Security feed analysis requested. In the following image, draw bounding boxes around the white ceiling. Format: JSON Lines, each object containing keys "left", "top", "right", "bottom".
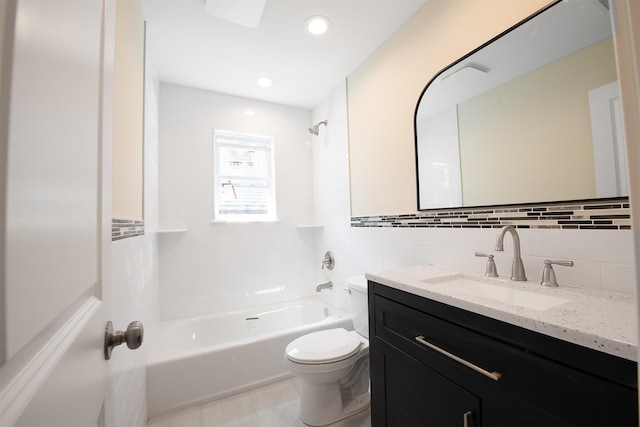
{"left": 141, "top": 0, "right": 427, "bottom": 110}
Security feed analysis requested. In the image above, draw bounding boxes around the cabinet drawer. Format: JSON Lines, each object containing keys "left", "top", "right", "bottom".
{"left": 373, "top": 294, "right": 638, "bottom": 426}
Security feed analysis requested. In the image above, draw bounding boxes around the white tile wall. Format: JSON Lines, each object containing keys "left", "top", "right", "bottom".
{"left": 110, "top": 234, "right": 158, "bottom": 427}
{"left": 157, "top": 83, "right": 319, "bottom": 320}
{"left": 311, "top": 82, "right": 637, "bottom": 303}
{"left": 106, "top": 69, "right": 161, "bottom": 426}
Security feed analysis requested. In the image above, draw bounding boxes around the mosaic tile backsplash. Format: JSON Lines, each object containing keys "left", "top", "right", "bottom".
{"left": 351, "top": 198, "right": 631, "bottom": 230}
{"left": 112, "top": 218, "right": 145, "bottom": 241}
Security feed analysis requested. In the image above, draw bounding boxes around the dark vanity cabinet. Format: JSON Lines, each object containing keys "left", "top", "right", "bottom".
{"left": 369, "top": 281, "right": 638, "bottom": 427}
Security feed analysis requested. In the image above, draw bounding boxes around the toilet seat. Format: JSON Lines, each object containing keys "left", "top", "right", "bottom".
{"left": 285, "top": 328, "right": 363, "bottom": 365}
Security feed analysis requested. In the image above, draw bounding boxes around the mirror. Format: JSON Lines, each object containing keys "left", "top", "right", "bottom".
{"left": 415, "top": 0, "right": 626, "bottom": 210}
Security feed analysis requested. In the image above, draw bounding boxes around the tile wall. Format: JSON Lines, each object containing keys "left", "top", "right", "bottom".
{"left": 110, "top": 234, "right": 157, "bottom": 426}
{"left": 157, "top": 83, "right": 319, "bottom": 321}
{"left": 351, "top": 200, "right": 630, "bottom": 230}
{"left": 112, "top": 218, "right": 145, "bottom": 240}
{"left": 105, "top": 70, "right": 160, "bottom": 426}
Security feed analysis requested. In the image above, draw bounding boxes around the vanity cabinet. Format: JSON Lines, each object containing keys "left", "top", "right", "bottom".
{"left": 369, "top": 281, "right": 638, "bottom": 427}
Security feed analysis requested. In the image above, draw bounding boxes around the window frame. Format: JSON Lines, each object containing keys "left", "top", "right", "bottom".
{"left": 212, "top": 129, "right": 278, "bottom": 223}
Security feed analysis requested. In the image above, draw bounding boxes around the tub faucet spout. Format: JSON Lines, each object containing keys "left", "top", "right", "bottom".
{"left": 316, "top": 281, "right": 333, "bottom": 292}
{"left": 495, "top": 225, "right": 527, "bottom": 281}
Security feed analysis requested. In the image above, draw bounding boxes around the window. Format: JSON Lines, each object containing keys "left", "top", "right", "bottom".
{"left": 213, "top": 130, "right": 277, "bottom": 222}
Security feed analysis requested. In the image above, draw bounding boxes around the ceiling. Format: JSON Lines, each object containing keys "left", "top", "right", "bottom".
{"left": 141, "top": 0, "right": 427, "bottom": 110}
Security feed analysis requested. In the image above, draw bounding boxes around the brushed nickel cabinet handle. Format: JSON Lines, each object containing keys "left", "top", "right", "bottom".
{"left": 415, "top": 335, "right": 502, "bottom": 381}
{"left": 463, "top": 411, "right": 473, "bottom": 427}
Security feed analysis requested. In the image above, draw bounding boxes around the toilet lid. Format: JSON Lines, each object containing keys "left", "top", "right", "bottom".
{"left": 285, "top": 328, "right": 362, "bottom": 364}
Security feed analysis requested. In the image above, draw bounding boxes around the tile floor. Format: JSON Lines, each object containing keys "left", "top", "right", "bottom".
{"left": 147, "top": 378, "right": 371, "bottom": 427}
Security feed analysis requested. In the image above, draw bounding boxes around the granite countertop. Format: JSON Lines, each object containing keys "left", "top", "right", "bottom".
{"left": 366, "top": 265, "right": 638, "bottom": 361}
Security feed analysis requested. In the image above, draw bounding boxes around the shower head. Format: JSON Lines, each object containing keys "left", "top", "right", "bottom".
{"left": 308, "top": 120, "right": 328, "bottom": 136}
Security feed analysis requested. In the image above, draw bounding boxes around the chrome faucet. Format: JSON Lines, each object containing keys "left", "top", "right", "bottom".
{"left": 316, "top": 281, "right": 333, "bottom": 292}
{"left": 495, "top": 225, "right": 527, "bottom": 281}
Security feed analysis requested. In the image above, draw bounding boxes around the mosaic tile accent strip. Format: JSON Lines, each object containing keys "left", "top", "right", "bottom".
{"left": 351, "top": 199, "right": 631, "bottom": 230}
{"left": 112, "top": 218, "right": 145, "bottom": 241}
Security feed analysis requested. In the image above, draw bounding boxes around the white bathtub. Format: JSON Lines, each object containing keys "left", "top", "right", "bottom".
{"left": 146, "top": 296, "right": 353, "bottom": 418}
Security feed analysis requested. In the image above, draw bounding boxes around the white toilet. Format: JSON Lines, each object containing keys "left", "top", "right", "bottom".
{"left": 285, "top": 276, "right": 370, "bottom": 426}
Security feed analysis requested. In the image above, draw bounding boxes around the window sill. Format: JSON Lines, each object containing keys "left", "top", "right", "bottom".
{"left": 154, "top": 228, "right": 188, "bottom": 234}
{"left": 210, "top": 219, "right": 280, "bottom": 224}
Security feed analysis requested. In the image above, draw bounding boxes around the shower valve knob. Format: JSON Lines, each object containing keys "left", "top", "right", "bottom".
{"left": 321, "top": 251, "right": 335, "bottom": 270}
{"left": 104, "top": 320, "right": 144, "bottom": 360}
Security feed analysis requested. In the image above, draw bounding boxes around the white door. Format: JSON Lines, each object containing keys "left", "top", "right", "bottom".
{"left": 0, "top": 0, "right": 116, "bottom": 425}
{"left": 589, "top": 81, "right": 628, "bottom": 198}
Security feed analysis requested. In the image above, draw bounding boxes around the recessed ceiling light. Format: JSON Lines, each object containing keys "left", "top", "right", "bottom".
{"left": 306, "top": 16, "right": 331, "bottom": 36}
{"left": 257, "top": 77, "right": 273, "bottom": 88}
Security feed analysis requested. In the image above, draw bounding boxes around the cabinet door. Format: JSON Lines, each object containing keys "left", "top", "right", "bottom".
{"left": 371, "top": 338, "right": 480, "bottom": 427}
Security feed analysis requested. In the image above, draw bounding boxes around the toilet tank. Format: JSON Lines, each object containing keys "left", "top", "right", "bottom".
{"left": 347, "top": 276, "right": 369, "bottom": 339}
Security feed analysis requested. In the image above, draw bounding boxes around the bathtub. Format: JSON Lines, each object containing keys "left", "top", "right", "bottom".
{"left": 146, "top": 296, "right": 353, "bottom": 418}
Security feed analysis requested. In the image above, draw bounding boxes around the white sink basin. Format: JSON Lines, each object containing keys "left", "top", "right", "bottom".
{"left": 421, "top": 274, "right": 571, "bottom": 311}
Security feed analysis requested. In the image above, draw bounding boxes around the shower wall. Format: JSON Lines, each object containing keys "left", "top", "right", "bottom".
{"left": 157, "top": 83, "right": 318, "bottom": 321}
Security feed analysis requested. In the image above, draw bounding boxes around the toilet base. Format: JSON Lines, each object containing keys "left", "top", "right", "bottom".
{"left": 299, "top": 387, "right": 370, "bottom": 427}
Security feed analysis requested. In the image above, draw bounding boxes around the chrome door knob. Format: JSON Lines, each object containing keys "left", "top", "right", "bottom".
{"left": 104, "top": 320, "right": 144, "bottom": 360}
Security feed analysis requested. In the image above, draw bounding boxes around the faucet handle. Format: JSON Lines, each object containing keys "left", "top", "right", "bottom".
{"left": 541, "top": 259, "right": 574, "bottom": 287}
{"left": 475, "top": 252, "right": 498, "bottom": 277}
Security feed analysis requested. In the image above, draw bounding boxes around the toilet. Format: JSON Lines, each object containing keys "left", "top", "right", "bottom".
{"left": 285, "top": 276, "right": 370, "bottom": 426}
